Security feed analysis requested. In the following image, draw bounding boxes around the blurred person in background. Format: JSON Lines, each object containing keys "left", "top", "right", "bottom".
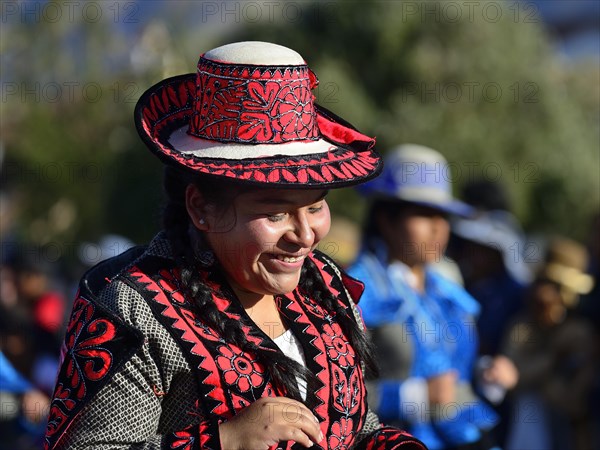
{"left": 502, "top": 237, "right": 596, "bottom": 450}
{"left": 449, "top": 201, "right": 532, "bottom": 356}
{"left": 1, "top": 246, "right": 66, "bottom": 448}
{"left": 43, "top": 41, "right": 426, "bottom": 450}
{"left": 576, "top": 211, "right": 600, "bottom": 329}
{"left": 448, "top": 210, "right": 532, "bottom": 448}
{"left": 348, "top": 145, "right": 518, "bottom": 450}
{"left": 0, "top": 351, "right": 50, "bottom": 450}
{"left": 447, "top": 180, "right": 533, "bottom": 448}
{"left": 11, "top": 247, "right": 66, "bottom": 389}
{"left": 576, "top": 211, "right": 600, "bottom": 449}
{"left": 461, "top": 179, "right": 511, "bottom": 214}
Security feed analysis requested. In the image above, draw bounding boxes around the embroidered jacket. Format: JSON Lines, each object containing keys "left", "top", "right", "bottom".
{"left": 44, "top": 233, "right": 426, "bottom": 450}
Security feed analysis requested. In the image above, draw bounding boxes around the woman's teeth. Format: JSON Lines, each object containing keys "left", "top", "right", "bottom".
{"left": 277, "top": 255, "right": 304, "bottom": 263}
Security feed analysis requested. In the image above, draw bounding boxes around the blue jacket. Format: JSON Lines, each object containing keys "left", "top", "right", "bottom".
{"left": 0, "top": 351, "right": 33, "bottom": 393}
{"left": 348, "top": 244, "right": 498, "bottom": 449}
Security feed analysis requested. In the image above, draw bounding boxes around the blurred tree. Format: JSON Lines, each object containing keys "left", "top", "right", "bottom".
{"left": 2, "top": 15, "right": 160, "bottom": 255}
{"left": 230, "top": 0, "right": 600, "bottom": 238}
{"left": 1, "top": 0, "right": 598, "bottom": 266}
{"left": 1, "top": 10, "right": 208, "bottom": 266}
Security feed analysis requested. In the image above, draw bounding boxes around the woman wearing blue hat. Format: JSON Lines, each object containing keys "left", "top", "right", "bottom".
{"left": 348, "top": 144, "right": 518, "bottom": 450}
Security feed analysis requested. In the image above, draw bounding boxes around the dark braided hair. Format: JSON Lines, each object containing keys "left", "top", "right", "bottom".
{"left": 162, "top": 165, "right": 377, "bottom": 404}
{"left": 299, "top": 260, "right": 378, "bottom": 378}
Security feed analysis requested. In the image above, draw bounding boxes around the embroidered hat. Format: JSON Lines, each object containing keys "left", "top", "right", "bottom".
{"left": 358, "top": 144, "right": 473, "bottom": 217}
{"left": 134, "top": 41, "right": 381, "bottom": 188}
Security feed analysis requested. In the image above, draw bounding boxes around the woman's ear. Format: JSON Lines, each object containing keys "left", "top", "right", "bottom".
{"left": 185, "top": 184, "right": 210, "bottom": 231}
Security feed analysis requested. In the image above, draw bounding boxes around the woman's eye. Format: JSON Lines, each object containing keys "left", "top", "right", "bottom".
{"left": 267, "top": 213, "right": 286, "bottom": 222}
{"left": 308, "top": 204, "right": 324, "bottom": 214}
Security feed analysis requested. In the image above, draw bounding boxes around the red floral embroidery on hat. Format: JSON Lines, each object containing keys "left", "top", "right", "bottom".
{"left": 191, "top": 59, "right": 318, "bottom": 144}
{"left": 135, "top": 72, "right": 381, "bottom": 187}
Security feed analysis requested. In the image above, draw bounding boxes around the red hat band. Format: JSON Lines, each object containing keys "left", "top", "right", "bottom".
{"left": 189, "top": 56, "right": 320, "bottom": 145}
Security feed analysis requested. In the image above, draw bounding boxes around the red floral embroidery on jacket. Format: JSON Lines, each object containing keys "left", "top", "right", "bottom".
{"left": 329, "top": 417, "right": 354, "bottom": 450}
{"left": 170, "top": 430, "right": 195, "bottom": 450}
{"left": 322, "top": 322, "right": 355, "bottom": 368}
{"left": 216, "top": 345, "right": 265, "bottom": 393}
{"left": 60, "top": 296, "right": 116, "bottom": 398}
{"left": 45, "top": 294, "right": 141, "bottom": 450}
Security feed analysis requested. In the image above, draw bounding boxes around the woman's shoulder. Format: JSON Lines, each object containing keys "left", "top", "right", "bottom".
{"left": 308, "top": 249, "right": 365, "bottom": 306}
{"left": 77, "top": 232, "right": 176, "bottom": 322}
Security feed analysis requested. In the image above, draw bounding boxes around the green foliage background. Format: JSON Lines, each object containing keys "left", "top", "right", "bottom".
{"left": 231, "top": 1, "right": 599, "bottom": 237}
{"left": 2, "top": 1, "right": 598, "bottom": 266}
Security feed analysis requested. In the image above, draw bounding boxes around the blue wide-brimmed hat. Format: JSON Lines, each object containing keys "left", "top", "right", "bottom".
{"left": 452, "top": 210, "right": 533, "bottom": 285}
{"left": 358, "top": 144, "right": 473, "bottom": 217}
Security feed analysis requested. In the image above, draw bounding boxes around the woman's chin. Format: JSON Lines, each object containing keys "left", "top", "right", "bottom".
{"left": 265, "top": 273, "right": 303, "bottom": 296}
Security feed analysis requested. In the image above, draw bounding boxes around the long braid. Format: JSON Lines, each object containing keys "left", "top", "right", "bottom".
{"left": 162, "top": 166, "right": 319, "bottom": 405}
{"left": 300, "top": 259, "right": 379, "bottom": 378}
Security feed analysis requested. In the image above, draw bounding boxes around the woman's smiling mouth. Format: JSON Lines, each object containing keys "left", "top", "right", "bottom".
{"left": 275, "top": 254, "right": 306, "bottom": 263}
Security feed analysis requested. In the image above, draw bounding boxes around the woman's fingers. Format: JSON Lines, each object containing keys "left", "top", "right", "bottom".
{"left": 219, "top": 397, "right": 323, "bottom": 449}
{"left": 264, "top": 399, "right": 322, "bottom": 446}
{"left": 282, "top": 426, "right": 315, "bottom": 448}
{"left": 276, "top": 402, "right": 322, "bottom": 445}
{"left": 271, "top": 397, "right": 318, "bottom": 422}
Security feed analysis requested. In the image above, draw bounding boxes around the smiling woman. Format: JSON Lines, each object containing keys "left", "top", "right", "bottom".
{"left": 188, "top": 183, "right": 331, "bottom": 303}
{"left": 43, "top": 41, "right": 427, "bottom": 450}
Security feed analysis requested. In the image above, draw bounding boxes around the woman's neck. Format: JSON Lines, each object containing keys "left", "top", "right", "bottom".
{"left": 408, "top": 264, "right": 426, "bottom": 293}
{"left": 391, "top": 258, "right": 426, "bottom": 293}
{"left": 229, "top": 285, "right": 288, "bottom": 339}
{"left": 231, "top": 286, "right": 270, "bottom": 310}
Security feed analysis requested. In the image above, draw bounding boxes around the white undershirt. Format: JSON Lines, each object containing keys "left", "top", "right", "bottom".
{"left": 273, "top": 329, "right": 308, "bottom": 400}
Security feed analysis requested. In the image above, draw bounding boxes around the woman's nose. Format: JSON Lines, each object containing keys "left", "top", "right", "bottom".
{"left": 284, "top": 213, "right": 315, "bottom": 247}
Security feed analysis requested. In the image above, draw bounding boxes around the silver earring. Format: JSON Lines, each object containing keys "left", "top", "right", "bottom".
{"left": 199, "top": 218, "right": 205, "bottom": 225}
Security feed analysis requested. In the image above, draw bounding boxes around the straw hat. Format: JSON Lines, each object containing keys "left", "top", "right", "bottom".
{"left": 538, "top": 237, "right": 594, "bottom": 306}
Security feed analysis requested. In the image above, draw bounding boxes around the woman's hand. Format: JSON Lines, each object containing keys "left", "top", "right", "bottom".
{"left": 219, "top": 397, "right": 323, "bottom": 449}
{"left": 483, "top": 355, "right": 519, "bottom": 390}
{"left": 427, "top": 371, "right": 457, "bottom": 405}
{"left": 21, "top": 389, "right": 50, "bottom": 423}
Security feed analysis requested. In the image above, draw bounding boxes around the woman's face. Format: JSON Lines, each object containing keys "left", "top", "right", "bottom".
{"left": 529, "top": 280, "right": 566, "bottom": 326}
{"left": 194, "top": 187, "right": 331, "bottom": 302}
{"left": 381, "top": 204, "right": 450, "bottom": 266}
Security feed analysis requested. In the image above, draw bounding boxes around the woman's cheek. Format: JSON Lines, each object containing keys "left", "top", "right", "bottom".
{"left": 402, "top": 218, "right": 426, "bottom": 245}
{"left": 436, "top": 221, "right": 451, "bottom": 247}
{"left": 313, "top": 204, "right": 332, "bottom": 245}
{"left": 247, "top": 220, "right": 282, "bottom": 251}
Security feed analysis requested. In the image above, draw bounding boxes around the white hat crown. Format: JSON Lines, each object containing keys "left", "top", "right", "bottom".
{"left": 203, "top": 41, "right": 305, "bottom": 66}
